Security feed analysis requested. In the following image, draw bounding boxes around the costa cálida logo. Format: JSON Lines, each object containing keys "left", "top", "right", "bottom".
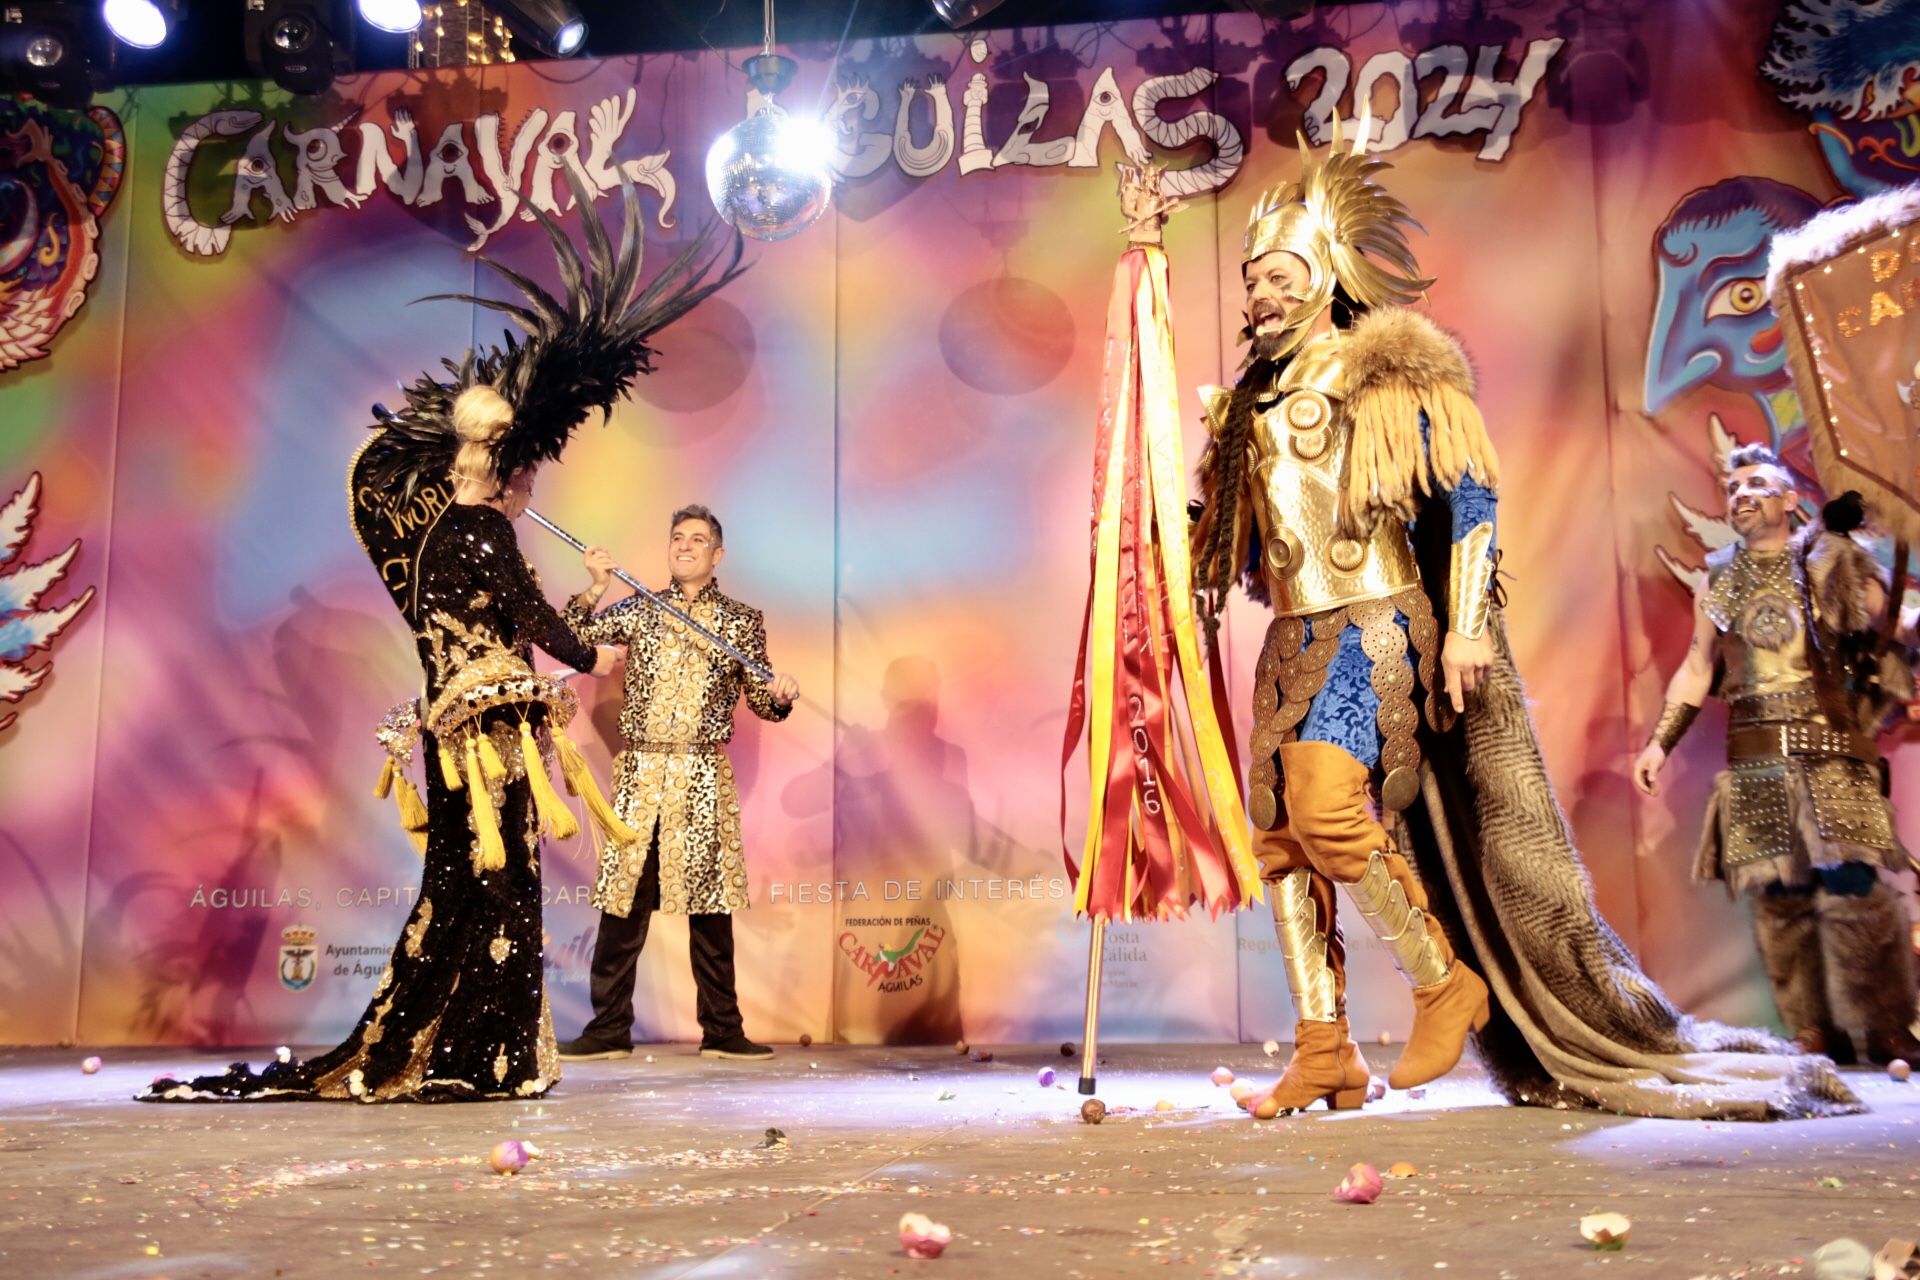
{"left": 839, "top": 918, "right": 947, "bottom": 993}
{"left": 279, "top": 925, "right": 319, "bottom": 992}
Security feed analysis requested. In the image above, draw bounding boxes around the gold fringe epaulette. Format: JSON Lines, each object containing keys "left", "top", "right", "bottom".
{"left": 1340, "top": 307, "right": 1499, "bottom": 531}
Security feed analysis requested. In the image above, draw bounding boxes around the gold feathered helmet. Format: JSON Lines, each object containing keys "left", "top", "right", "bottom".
{"left": 1238, "top": 112, "right": 1432, "bottom": 360}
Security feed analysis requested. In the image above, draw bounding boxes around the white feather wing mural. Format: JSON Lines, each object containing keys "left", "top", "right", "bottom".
{"left": 0, "top": 472, "right": 94, "bottom": 733}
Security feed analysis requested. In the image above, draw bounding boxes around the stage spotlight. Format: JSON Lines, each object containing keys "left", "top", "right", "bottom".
{"left": 931, "top": 0, "right": 1006, "bottom": 26}
{"left": 0, "top": 2, "right": 110, "bottom": 109}
{"left": 243, "top": 0, "right": 354, "bottom": 94}
{"left": 355, "top": 0, "right": 420, "bottom": 35}
{"left": 102, "top": 0, "right": 177, "bottom": 48}
{"left": 486, "top": 0, "right": 585, "bottom": 58}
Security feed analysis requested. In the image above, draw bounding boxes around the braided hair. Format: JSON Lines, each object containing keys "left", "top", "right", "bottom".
{"left": 1194, "top": 356, "right": 1279, "bottom": 628}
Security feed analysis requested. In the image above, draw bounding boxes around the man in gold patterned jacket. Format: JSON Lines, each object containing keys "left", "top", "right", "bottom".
{"left": 1189, "top": 123, "right": 1857, "bottom": 1122}
{"left": 557, "top": 503, "right": 798, "bottom": 1061}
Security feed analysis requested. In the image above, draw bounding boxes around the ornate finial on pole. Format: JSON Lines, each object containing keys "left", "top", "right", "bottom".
{"left": 1117, "top": 161, "right": 1187, "bottom": 246}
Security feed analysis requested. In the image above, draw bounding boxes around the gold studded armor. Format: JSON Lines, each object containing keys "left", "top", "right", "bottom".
{"left": 1202, "top": 334, "right": 1422, "bottom": 620}
{"left": 1209, "top": 330, "right": 1445, "bottom": 818}
{"left": 1693, "top": 543, "right": 1899, "bottom": 891}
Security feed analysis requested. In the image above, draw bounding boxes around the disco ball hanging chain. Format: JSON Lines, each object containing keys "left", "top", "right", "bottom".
{"left": 704, "top": 0, "right": 835, "bottom": 241}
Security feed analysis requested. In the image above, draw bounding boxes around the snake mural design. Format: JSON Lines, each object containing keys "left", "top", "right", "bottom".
{"left": 0, "top": 98, "right": 125, "bottom": 372}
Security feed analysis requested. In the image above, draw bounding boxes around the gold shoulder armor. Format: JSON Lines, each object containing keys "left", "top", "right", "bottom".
{"left": 1199, "top": 385, "right": 1231, "bottom": 438}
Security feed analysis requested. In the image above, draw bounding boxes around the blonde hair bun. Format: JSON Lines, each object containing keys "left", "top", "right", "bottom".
{"left": 452, "top": 385, "right": 514, "bottom": 444}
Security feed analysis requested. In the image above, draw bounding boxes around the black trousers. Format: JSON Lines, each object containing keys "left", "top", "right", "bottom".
{"left": 582, "top": 828, "right": 744, "bottom": 1046}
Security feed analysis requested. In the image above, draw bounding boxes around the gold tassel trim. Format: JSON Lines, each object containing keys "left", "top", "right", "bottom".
{"left": 465, "top": 736, "right": 508, "bottom": 873}
{"left": 439, "top": 741, "right": 464, "bottom": 791}
{"left": 375, "top": 755, "right": 396, "bottom": 800}
{"left": 1423, "top": 381, "right": 1500, "bottom": 493}
{"left": 520, "top": 721, "right": 580, "bottom": 841}
{"left": 554, "top": 732, "right": 641, "bottom": 846}
{"left": 392, "top": 773, "right": 429, "bottom": 857}
{"left": 1343, "top": 378, "right": 1499, "bottom": 536}
{"left": 478, "top": 733, "right": 507, "bottom": 783}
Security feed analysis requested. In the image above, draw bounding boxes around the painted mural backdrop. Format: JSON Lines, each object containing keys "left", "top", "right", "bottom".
{"left": 2, "top": 0, "right": 1916, "bottom": 1049}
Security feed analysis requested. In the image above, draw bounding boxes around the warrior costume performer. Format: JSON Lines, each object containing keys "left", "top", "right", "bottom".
{"left": 141, "top": 175, "right": 742, "bottom": 1102}
{"left": 1192, "top": 120, "right": 1858, "bottom": 1119}
{"left": 1634, "top": 181, "right": 1920, "bottom": 1069}
{"left": 1635, "top": 447, "right": 1920, "bottom": 1067}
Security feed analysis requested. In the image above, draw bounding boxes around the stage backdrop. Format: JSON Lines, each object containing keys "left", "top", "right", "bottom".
{"left": 3, "top": 0, "right": 1917, "bottom": 1049}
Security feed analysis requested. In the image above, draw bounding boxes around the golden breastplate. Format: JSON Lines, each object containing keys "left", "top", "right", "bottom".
{"left": 1704, "top": 546, "right": 1818, "bottom": 703}
{"left": 1243, "top": 340, "right": 1420, "bottom": 619}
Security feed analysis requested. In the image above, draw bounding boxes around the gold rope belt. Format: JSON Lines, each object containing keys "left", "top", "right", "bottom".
{"left": 631, "top": 742, "right": 723, "bottom": 755}
{"left": 1726, "top": 722, "right": 1878, "bottom": 765}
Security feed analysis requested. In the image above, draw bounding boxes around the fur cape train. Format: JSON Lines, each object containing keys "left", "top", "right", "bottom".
{"left": 1399, "top": 508, "right": 1861, "bottom": 1119}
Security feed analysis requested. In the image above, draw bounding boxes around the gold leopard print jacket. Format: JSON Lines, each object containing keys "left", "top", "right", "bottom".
{"left": 565, "top": 579, "right": 791, "bottom": 916}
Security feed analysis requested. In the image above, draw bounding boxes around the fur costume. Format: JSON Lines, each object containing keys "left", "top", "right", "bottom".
{"left": 1751, "top": 889, "right": 1833, "bottom": 1045}
{"left": 1402, "top": 607, "right": 1861, "bottom": 1117}
{"left": 1818, "top": 883, "right": 1920, "bottom": 1043}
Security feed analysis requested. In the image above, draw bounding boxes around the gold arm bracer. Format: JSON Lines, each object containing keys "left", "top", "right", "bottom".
{"left": 1649, "top": 700, "right": 1701, "bottom": 753}
{"left": 1270, "top": 868, "right": 1338, "bottom": 1023}
{"left": 1447, "top": 521, "right": 1497, "bottom": 640}
{"left": 1346, "top": 850, "right": 1449, "bottom": 990}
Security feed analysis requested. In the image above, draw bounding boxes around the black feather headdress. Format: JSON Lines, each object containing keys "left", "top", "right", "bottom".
{"left": 357, "top": 167, "right": 746, "bottom": 503}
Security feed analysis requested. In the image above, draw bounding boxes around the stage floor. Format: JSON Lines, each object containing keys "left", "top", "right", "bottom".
{"left": 1, "top": 1044, "right": 1914, "bottom": 1278}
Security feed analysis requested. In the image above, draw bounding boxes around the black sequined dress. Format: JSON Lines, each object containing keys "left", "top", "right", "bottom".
{"left": 141, "top": 501, "right": 597, "bottom": 1103}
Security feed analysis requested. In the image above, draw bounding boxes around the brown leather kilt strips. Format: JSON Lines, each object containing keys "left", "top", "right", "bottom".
{"left": 1247, "top": 585, "right": 1443, "bottom": 832}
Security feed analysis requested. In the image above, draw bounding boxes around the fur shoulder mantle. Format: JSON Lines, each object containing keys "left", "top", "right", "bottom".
{"left": 1336, "top": 307, "right": 1499, "bottom": 527}
{"left": 1342, "top": 306, "right": 1478, "bottom": 403}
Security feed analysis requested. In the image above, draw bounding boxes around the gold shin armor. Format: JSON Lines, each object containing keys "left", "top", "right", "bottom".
{"left": 1270, "top": 868, "right": 1339, "bottom": 1023}
{"left": 1347, "top": 849, "right": 1450, "bottom": 989}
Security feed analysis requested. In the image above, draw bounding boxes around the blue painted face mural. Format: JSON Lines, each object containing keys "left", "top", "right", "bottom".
{"left": 1644, "top": 177, "right": 1824, "bottom": 418}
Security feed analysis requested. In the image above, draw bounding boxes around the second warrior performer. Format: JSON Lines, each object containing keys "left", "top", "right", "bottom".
{"left": 1634, "top": 446, "right": 1920, "bottom": 1065}
{"left": 1191, "top": 121, "right": 1857, "bottom": 1121}
{"left": 558, "top": 504, "right": 798, "bottom": 1062}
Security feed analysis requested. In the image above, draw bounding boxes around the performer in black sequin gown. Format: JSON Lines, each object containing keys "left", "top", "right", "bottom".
{"left": 140, "top": 177, "right": 742, "bottom": 1103}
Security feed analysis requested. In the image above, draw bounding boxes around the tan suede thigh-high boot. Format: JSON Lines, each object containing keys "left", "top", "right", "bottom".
{"left": 1280, "top": 740, "right": 1490, "bottom": 1091}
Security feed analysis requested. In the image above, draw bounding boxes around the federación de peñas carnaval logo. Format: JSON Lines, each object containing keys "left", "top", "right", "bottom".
{"left": 839, "top": 917, "right": 948, "bottom": 994}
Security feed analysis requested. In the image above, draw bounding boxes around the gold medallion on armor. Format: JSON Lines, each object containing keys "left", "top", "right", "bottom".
{"left": 1380, "top": 766, "right": 1420, "bottom": 812}
{"left": 1266, "top": 529, "right": 1303, "bottom": 578}
{"left": 1284, "top": 389, "right": 1330, "bottom": 430}
{"left": 1249, "top": 783, "right": 1280, "bottom": 831}
{"left": 1328, "top": 538, "right": 1366, "bottom": 574}
{"left": 1741, "top": 593, "right": 1798, "bottom": 650}
{"left": 1290, "top": 428, "right": 1330, "bottom": 460}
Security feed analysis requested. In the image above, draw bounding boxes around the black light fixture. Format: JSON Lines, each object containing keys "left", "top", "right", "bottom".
{"left": 930, "top": 0, "right": 1007, "bottom": 26}
{"left": 0, "top": 2, "right": 111, "bottom": 109}
{"left": 243, "top": 0, "right": 354, "bottom": 94}
{"left": 485, "top": 0, "right": 583, "bottom": 58}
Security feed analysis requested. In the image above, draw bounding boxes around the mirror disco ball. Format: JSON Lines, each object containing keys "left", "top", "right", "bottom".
{"left": 705, "top": 111, "right": 833, "bottom": 242}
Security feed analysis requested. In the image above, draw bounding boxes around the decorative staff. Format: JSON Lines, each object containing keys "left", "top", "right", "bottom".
{"left": 1058, "top": 163, "right": 1262, "bottom": 1096}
